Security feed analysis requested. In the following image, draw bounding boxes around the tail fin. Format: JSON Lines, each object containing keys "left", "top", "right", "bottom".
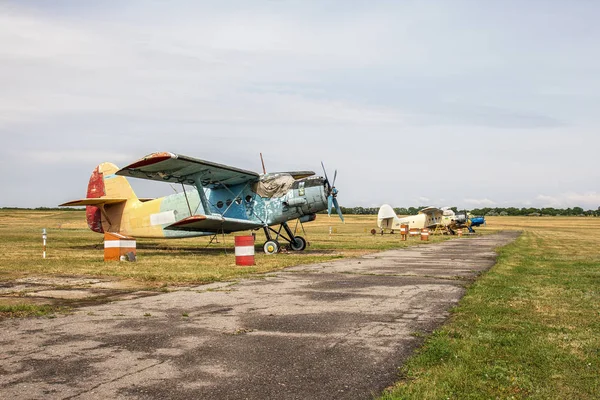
{"left": 60, "top": 162, "right": 137, "bottom": 233}
{"left": 377, "top": 204, "right": 397, "bottom": 230}
{"left": 89, "top": 162, "right": 136, "bottom": 200}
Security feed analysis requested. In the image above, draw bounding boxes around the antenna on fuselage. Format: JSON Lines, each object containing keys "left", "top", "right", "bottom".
{"left": 260, "top": 153, "right": 266, "bottom": 174}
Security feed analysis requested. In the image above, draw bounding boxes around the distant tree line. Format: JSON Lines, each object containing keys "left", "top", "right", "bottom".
{"left": 1, "top": 207, "right": 81, "bottom": 211}
{"left": 338, "top": 206, "right": 437, "bottom": 215}
{"left": 336, "top": 206, "right": 599, "bottom": 217}
{"left": 468, "top": 206, "right": 598, "bottom": 217}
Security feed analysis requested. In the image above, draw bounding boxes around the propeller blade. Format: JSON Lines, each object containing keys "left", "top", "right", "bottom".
{"left": 332, "top": 197, "right": 344, "bottom": 222}
{"left": 321, "top": 161, "right": 330, "bottom": 187}
{"left": 327, "top": 195, "right": 333, "bottom": 217}
{"left": 332, "top": 169, "right": 337, "bottom": 187}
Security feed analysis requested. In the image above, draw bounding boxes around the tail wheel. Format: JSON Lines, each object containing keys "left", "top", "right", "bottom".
{"left": 263, "top": 240, "right": 280, "bottom": 255}
{"left": 290, "top": 236, "right": 307, "bottom": 251}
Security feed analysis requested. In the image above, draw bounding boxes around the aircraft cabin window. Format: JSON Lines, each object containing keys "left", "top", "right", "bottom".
{"left": 216, "top": 201, "right": 224, "bottom": 208}
{"left": 226, "top": 199, "right": 232, "bottom": 207}
{"left": 245, "top": 195, "right": 253, "bottom": 203}
{"left": 235, "top": 197, "right": 242, "bottom": 204}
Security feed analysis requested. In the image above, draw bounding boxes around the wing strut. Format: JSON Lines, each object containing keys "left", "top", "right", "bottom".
{"left": 182, "top": 183, "right": 193, "bottom": 217}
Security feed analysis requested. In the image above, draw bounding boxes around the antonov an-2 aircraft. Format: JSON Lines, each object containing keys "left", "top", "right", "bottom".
{"left": 60, "top": 152, "right": 344, "bottom": 254}
{"left": 377, "top": 204, "right": 485, "bottom": 234}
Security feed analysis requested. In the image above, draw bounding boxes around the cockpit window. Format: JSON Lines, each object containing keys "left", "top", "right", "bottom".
{"left": 298, "top": 181, "right": 305, "bottom": 196}
{"left": 292, "top": 177, "right": 322, "bottom": 189}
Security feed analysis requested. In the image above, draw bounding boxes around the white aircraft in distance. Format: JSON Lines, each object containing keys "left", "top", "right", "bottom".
{"left": 376, "top": 204, "right": 485, "bottom": 235}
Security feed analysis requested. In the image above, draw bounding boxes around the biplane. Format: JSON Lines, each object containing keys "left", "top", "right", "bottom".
{"left": 60, "top": 152, "right": 344, "bottom": 254}
{"left": 376, "top": 204, "right": 485, "bottom": 234}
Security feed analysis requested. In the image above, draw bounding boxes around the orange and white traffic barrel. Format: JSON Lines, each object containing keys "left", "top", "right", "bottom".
{"left": 421, "top": 228, "right": 430, "bottom": 241}
{"left": 400, "top": 224, "right": 408, "bottom": 241}
{"left": 235, "top": 236, "right": 255, "bottom": 266}
{"left": 457, "top": 228, "right": 463, "bottom": 237}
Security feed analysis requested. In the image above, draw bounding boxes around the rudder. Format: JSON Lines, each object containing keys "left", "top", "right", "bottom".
{"left": 377, "top": 204, "right": 397, "bottom": 230}
{"left": 86, "top": 163, "right": 137, "bottom": 233}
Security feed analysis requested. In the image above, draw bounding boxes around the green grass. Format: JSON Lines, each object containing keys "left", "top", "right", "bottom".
{"left": 0, "top": 304, "right": 66, "bottom": 319}
{"left": 381, "top": 218, "right": 600, "bottom": 399}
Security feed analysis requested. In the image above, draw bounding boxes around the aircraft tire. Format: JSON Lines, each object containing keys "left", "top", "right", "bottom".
{"left": 263, "top": 240, "right": 280, "bottom": 255}
{"left": 290, "top": 236, "right": 307, "bottom": 251}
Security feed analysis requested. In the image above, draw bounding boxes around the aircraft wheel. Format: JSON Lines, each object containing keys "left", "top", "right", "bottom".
{"left": 289, "top": 236, "right": 307, "bottom": 251}
{"left": 263, "top": 240, "right": 280, "bottom": 255}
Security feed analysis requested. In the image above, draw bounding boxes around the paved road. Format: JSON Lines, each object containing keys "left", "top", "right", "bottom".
{"left": 0, "top": 232, "right": 519, "bottom": 400}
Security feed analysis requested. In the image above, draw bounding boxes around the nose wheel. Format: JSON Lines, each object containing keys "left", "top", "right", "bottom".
{"left": 262, "top": 222, "right": 308, "bottom": 254}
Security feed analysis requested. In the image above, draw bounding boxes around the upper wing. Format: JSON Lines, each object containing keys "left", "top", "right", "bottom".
{"left": 116, "top": 152, "right": 260, "bottom": 188}
{"left": 270, "top": 171, "right": 315, "bottom": 179}
{"left": 59, "top": 198, "right": 127, "bottom": 206}
{"left": 418, "top": 206, "right": 442, "bottom": 215}
{"left": 165, "top": 214, "right": 263, "bottom": 233}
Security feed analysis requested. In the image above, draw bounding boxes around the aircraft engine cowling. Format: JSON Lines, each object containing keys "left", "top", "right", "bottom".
{"left": 299, "top": 214, "right": 317, "bottom": 223}
{"left": 284, "top": 197, "right": 308, "bottom": 207}
{"left": 455, "top": 214, "right": 468, "bottom": 224}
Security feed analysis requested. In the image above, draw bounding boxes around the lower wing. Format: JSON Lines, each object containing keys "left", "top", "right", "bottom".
{"left": 165, "top": 215, "right": 263, "bottom": 233}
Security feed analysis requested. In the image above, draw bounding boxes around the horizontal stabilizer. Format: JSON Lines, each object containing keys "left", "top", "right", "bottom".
{"left": 166, "top": 214, "right": 263, "bottom": 233}
{"left": 59, "top": 198, "right": 127, "bottom": 207}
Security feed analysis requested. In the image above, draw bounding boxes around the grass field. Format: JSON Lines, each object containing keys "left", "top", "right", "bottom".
{"left": 382, "top": 216, "right": 600, "bottom": 399}
{"left": 1, "top": 210, "right": 598, "bottom": 398}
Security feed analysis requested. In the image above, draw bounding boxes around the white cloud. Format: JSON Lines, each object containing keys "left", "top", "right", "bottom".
{"left": 535, "top": 193, "right": 600, "bottom": 209}
{"left": 21, "top": 150, "right": 136, "bottom": 165}
{"left": 463, "top": 198, "right": 497, "bottom": 207}
{"left": 1, "top": 2, "right": 600, "bottom": 208}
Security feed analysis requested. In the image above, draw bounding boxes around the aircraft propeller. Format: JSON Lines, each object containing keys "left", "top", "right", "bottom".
{"left": 321, "top": 162, "right": 344, "bottom": 222}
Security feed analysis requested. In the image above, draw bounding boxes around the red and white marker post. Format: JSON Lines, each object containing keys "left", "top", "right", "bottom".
{"left": 42, "top": 228, "right": 47, "bottom": 259}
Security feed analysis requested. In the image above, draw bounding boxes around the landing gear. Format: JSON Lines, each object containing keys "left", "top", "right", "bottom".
{"left": 290, "top": 236, "right": 307, "bottom": 251}
{"left": 263, "top": 240, "right": 280, "bottom": 255}
{"left": 262, "top": 222, "right": 308, "bottom": 254}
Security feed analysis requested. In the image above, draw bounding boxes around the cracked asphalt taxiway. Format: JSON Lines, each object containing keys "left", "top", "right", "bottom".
{"left": 0, "top": 231, "right": 519, "bottom": 400}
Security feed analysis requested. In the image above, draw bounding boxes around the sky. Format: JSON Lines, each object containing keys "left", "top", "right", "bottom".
{"left": 1, "top": 0, "right": 599, "bottom": 210}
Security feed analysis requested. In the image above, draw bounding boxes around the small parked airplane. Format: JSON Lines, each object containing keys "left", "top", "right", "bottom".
{"left": 60, "top": 152, "right": 344, "bottom": 254}
{"left": 376, "top": 204, "right": 485, "bottom": 234}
